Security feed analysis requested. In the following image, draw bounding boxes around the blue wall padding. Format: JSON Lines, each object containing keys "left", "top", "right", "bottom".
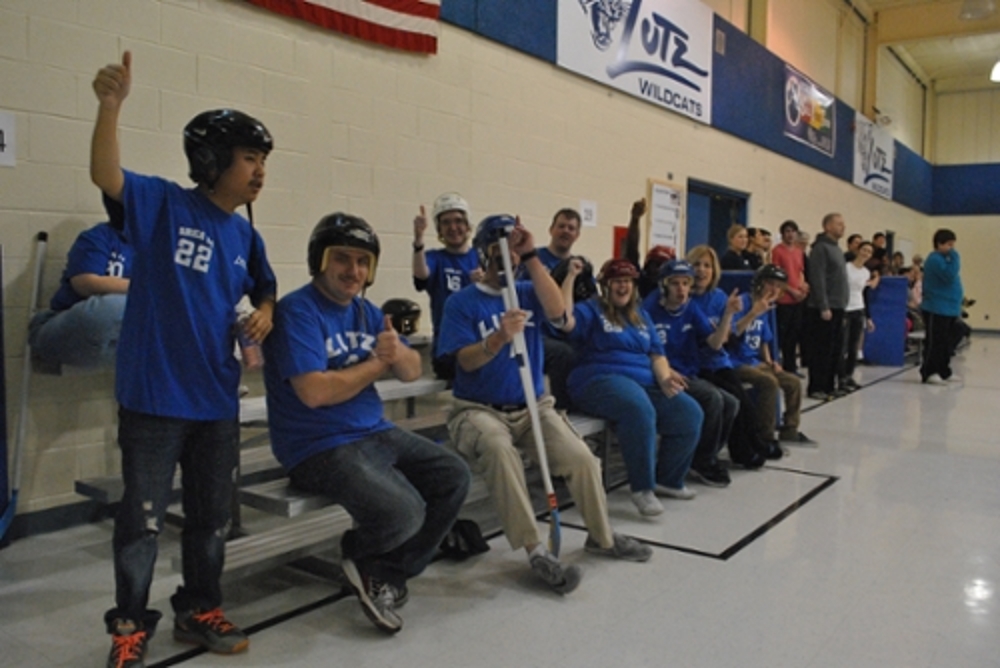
{"left": 441, "top": 0, "right": 556, "bottom": 62}
{"left": 933, "top": 163, "right": 1000, "bottom": 215}
{"left": 711, "top": 18, "right": 853, "bottom": 183}
{"left": 863, "top": 276, "right": 908, "bottom": 367}
{"left": 893, "top": 142, "right": 934, "bottom": 214}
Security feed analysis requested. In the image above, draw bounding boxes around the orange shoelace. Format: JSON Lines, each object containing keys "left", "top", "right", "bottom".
{"left": 192, "top": 608, "right": 235, "bottom": 632}
{"left": 110, "top": 631, "right": 146, "bottom": 667}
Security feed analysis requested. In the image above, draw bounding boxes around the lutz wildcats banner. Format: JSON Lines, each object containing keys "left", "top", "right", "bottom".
{"left": 557, "top": 0, "right": 714, "bottom": 125}
{"left": 853, "top": 112, "right": 894, "bottom": 200}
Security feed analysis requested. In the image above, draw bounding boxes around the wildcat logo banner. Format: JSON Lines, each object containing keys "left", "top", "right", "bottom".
{"left": 557, "top": 0, "right": 714, "bottom": 125}
{"left": 852, "top": 112, "right": 894, "bottom": 200}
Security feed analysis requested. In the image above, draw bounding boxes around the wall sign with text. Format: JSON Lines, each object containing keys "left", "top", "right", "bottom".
{"left": 852, "top": 112, "right": 894, "bottom": 200}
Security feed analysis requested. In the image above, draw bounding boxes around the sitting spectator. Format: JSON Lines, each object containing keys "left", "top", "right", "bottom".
{"left": 686, "top": 245, "right": 772, "bottom": 467}
{"left": 440, "top": 215, "right": 651, "bottom": 595}
{"left": 265, "top": 213, "right": 471, "bottom": 633}
{"left": 412, "top": 192, "right": 482, "bottom": 381}
{"left": 545, "top": 255, "right": 597, "bottom": 410}
{"left": 564, "top": 258, "right": 702, "bottom": 516}
{"left": 730, "top": 265, "right": 815, "bottom": 448}
{"left": 840, "top": 242, "right": 877, "bottom": 392}
{"left": 645, "top": 260, "right": 740, "bottom": 488}
{"left": 720, "top": 224, "right": 753, "bottom": 270}
{"left": 29, "top": 195, "right": 131, "bottom": 369}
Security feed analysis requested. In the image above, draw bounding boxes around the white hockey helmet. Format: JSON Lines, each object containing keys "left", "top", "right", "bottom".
{"left": 431, "top": 192, "right": 470, "bottom": 228}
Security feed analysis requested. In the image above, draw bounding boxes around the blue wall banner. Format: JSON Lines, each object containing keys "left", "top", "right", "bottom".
{"left": 853, "top": 112, "right": 894, "bottom": 200}
{"left": 783, "top": 64, "right": 835, "bottom": 157}
{"left": 557, "top": 0, "right": 714, "bottom": 124}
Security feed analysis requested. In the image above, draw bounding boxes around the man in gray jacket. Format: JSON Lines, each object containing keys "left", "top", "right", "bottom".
{"left": 805, "top": 213, "right": 849, "bottom": 400}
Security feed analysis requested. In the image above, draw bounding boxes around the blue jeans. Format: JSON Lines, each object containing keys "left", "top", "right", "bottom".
{"left": 105, "top": 408, "right": 239, "bottom": 634}
{"left": 29, "top": 294, "right": 126, "bottom": 369}
{"left": 288, "top": 428, "right": 470, "bottom": 589}
{"left": 571, "top": 375, "right": 702, "bottom": 491}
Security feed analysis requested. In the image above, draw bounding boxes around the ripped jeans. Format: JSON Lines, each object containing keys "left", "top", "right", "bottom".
{"left": 104, "top": 408, "right": 239, "bottom": 634}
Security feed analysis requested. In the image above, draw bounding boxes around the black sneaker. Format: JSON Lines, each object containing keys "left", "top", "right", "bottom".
{"left": 173, "top": 608, "right": 248, "bottom": 654}
{"left": 108, "top": 619, "right": 148, "bottom": 668}
{"left": 688, "top": 462, "right": 731, "bottom": 487}
{"left": 730, "top": 451, "right": 766, "bottom": 470}
{"left": 808, "top": 391, "right": 831, "bottom": 401}
{"left": 342, "top": 558, "right": 403, "bottom": 633}
{"left": 392, "top": 583, "right": 409, "bottom": 609}
{"left": 764, "top": 440, "right": 785, "bottom": 460}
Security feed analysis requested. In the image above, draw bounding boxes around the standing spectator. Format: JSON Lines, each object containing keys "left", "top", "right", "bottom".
{"left": 441, "top": 216, "right": 651, "bottom": 595}
{"left": 746, "top": 228, "right": 771, "bottom": 268}
{"left": 412, "top": 192, "right": 482, "bottom": 381}
{"left": 867, "top": 232, "right": 889, "bottom": 275}
{"left": 538, "top": 208, "right": 583, "bottom": 270}
{"left": 805, "top": 214, "right": 849, "bottom": 401}
{"left": 623, "top": 197, "right": 676, "bottom": 298}
{"left": 844, "top": 233, "right": 863, "bottom": 262}
{"left": 920, "top": 229, "right": 963, "bottom": 384}
{"left": 840, "top": 241, "right": 877, "bottom": 392}
{"left": 890, "top": 251, "right": 905, "bottom": 276}
{"left": 264, "top": 213, "right": 470, "bottom": 634}
{"left": 29, "top": 195, "right": 132, "bottom": 370}
{"left": 720, "top": 225, "right": 753, "bottom": 270}
{"left": 91, "top": 52, "right": 277, "bottom": 665}
{"left": 771, "top": 220, "right": 809, "bottom": 375}
{"left": 565, "top": 258, "right": 703, "bottom": 516}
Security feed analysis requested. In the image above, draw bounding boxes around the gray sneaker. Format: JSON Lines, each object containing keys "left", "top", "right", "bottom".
{"left": 173, "top": 608, "right": 248, "bottom": 654}
{"left": 585, "top": 533, "right": 652, "bottom": 563}
{"left": 342, "top": 558, "right": 403, "bottom": 633}
{"left": 529, "top": 550, "right": 582, "bottom": 594}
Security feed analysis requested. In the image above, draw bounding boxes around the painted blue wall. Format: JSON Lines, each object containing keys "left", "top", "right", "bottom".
{"left": 440, "top": 1, "right": 997, "bottom": 217}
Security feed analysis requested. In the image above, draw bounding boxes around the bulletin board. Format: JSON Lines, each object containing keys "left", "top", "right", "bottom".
{"left": 644, "top": 179, "right": 685, "bottom": 256}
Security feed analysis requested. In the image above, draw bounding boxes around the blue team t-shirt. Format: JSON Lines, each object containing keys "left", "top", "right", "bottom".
{"left": 729, "top": 293, "right": 770, "bottom": 367}
{"left": 566, "top": 299, "right": 663, "bottom": 393}
{"left": 438, "top": 282, "right": 546, "bottom": 405}
{"left": 690, "top": 289, "right": 735, "bottom": 371}
{"left": 536, "top": 247, "right": 563, "bottom": 272}
{"left": 49, "top": 223, "right": 133, "bottom": 311}
{"left": 117, "top": 170, "right": 277, "bottom": 420}
{"left": 263, "top": 286, "right": 394, "bottom": 471}
{"left": 646, "top": 298, "right": 716, "bottom": 378}
{"left": 414, "top": 248, "right": 480, "bottom": 358}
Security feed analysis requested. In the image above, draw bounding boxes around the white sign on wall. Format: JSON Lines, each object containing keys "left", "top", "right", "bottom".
{"left": 0, "top": 111, "right": 15, "bottom": 167}
{"left": 853, "top": 111, "right": 894, "bottom": 200}
{"left": 557, "top": 0, "right": 714, "bottom": 125}
{"left": 648, "top": 180, "right": 683, "bottom": 251}
{"left": 579, "top": 199, "right": 598, "bottom": 228}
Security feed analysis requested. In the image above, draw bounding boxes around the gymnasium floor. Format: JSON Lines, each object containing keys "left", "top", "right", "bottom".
{"left": 1, "top": 337, "right": 998, "bottom": 668}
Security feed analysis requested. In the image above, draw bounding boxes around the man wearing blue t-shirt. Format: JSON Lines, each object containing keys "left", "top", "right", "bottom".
{"left": 412, "top": 192, "right": 482, "bottom": 380}
{"left": 92, "top": 52, "right": 277, "bottom": 667}
{"left": 29, "top": 195, "right": 132, "bottom": 370}
{"left": 265, "top": 213, "right": 469, "bottom": 635}
{"left": 731, "top": 265, "right": 813, "bottom": 450}
{"left": 441, "top": 215, "right": 651, "bottom": 596}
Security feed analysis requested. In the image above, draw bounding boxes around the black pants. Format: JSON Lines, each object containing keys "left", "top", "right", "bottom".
{"left": 700, "top": 367, "right": 769, "bottom": 460}
{"left": 921, "top": 311, "right": 956, "bottom": 381}
{"left": 776, "top": 302, "right": 804, "bottom": 372}
{"left": 839, "top": 310, "right": 865, "bottom": 385}
{"left": 806, "top": 307, "right": 844, "bottom": 395}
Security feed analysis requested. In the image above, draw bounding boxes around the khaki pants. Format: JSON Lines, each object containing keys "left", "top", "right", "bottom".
{"left": 733, "top": 364, "right": 802, "bottom": 441}
{"left": 448, "top": 396, "right": 613, "bottom": 551}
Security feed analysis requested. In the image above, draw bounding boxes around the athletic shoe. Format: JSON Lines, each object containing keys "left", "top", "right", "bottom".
{"left": 631, "top": 489, "right": 664, "bottom": 516}
{"left": 688, "top": 462, "right": 731, "bottom": 487}
{"left": 392, "top": 583, "right": 409, "bottom": 608}
{"left": 107, "top": 619, "right": 148, "bottom": 668}
{"left": 730, "top": 451, "right": 766, "bottom": 470}
{"left": 173, "top": 608, "right": 248, "bottom": 654}
{"left": 779, "top": 431, "right": 817, "bottom": 447}
{"left": 842, "top": 378, "right": 861, "bottom": 391}
{"left": 654, "top": 484, "right": 697, "bottom": 500}
{"left": 808, "top": 391, "right": 832, "bottom": 401}
{"left": 342, "top": 558, "right": 403, "bottom": 633}
{"left": 922, "top": 373, "right": 947, "bottom": 385}
{"left": 764, "top": 440, "right": 785, "bottom": 459}
{"left": 585, "top": 533, "right": 652, "bottom": 562}
{"left": 945, "top": 374, "right": 963, "bottom": 383}
{"left": 529, "top": 549, "right": 582, "bottom": 594}
{"left": 831, "top": 388, "right": 851, "bottom": 398}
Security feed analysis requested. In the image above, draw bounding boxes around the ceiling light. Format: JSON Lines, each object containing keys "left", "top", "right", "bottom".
{"left": 992, "top": 60, "right": 1000, "bottom": 82}
{"left": 960, "top": 0, "right": 996, "bottom": 20}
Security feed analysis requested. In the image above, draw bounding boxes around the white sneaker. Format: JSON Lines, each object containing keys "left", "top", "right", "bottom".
{"left": 654, "top": 484, "right": 697, "bottom": 500}
{"left": 631, "top": 490, "right": 664, "bottom": 516}
{"left": 923, "top": 374, "right": 947, "bottom": 385}
{"left": 945, "top": 374, "right": 963, "bottom": 383}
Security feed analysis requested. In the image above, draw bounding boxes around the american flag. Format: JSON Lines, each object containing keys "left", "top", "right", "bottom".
{"left": 246, "top": 0, "right": 440, "bottom": 54}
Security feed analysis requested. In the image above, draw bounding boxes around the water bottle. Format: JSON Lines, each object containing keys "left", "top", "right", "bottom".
{"left": 235, "top": 303, "right": 264, "bottom": 370}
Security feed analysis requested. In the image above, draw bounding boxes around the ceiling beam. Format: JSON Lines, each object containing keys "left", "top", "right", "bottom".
{"left": 877, "top": 0, "right": 1000, "bottom": 45}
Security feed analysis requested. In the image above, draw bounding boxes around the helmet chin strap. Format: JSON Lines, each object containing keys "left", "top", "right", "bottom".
{"left": 246, "top": 201, "right": 254, "bottom": 227}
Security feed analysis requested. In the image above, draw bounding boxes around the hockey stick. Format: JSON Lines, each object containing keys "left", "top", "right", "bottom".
{"left": 1, "top": 232, "right": 47, "bottom": 542}
{"left": 496, "top": 229, "right": 561, "bottom": 557}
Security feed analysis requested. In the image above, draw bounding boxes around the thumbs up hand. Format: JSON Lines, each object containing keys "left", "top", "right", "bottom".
{"left": 374, "top": 314, "right": 402, "bottom": 365}
{"left": 93, "top": 50, "right": 132, "bottom": 108}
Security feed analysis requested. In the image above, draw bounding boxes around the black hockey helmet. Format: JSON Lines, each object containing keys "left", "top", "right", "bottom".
{"left": 752, "top": 263, "right": 789, "bottom": 292}
{"left": 551, "top": 255, "right": 597, "bottom": 302}
{"left": 183, "top": 109, "right": 273, "bottom": 187}
{"left": 382, "top": 298, "right": 422, "bottom": 335}
{"left": 308, "top": 213, "right": 381, "bottom": 284}
{"left": 473, "top": 214, "right": 516, "bottom": 267}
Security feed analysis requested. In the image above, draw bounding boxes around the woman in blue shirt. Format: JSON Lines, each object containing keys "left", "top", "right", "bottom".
{"left": 564, "top": 258, "right": 702, "bottom": 517}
